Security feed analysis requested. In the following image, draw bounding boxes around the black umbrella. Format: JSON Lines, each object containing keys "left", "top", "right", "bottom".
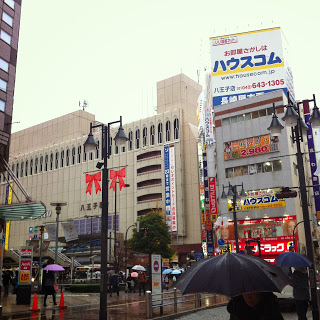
{"left": 175, "top": 253, "right": 292, "bottom": 297}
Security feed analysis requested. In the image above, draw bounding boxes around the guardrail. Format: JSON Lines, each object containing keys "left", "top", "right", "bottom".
{"left": 145, "top": 288, "right": 229, "bottom": 319}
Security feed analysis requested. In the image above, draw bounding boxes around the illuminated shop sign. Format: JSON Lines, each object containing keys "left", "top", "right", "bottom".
{"left": 224, "top": 134, "right": 279, "bottom": 161}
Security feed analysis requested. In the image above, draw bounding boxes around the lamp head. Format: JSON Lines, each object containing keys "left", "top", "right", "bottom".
{"left": 282, "top": 104, "right": 299, "bottom": 127}
{"left": 84, "top": 132, "right": 98, "bottom": 152}
{"left": 309, "top": 104, "right": 320, "bottom": 128}
{"left": 114, "top": 125, "right": 128, "bottom": 146}
{"left": 239, "top": 187, "right": 247, "bottom": 200}
{"left": 267, "top": 113, "right": 284, "bottom": 137}
{"left": 226, "top": 187, "right": 234, "bottom": 200}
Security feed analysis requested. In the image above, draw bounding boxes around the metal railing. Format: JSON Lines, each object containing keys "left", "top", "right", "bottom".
{"left": 145, "top": 288, "right": 229, "bottom": 319}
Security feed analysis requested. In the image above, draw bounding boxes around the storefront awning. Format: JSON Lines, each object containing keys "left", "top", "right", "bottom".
{"left": 0, "top": 202, "right": 46, "bottom": 221}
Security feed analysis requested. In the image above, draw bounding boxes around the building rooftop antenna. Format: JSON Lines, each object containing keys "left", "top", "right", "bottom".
{"left": 79, "top": 99, "right": 88, "bottom": 111}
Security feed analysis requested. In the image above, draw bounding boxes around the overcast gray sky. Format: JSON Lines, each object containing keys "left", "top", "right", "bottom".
{"left": 11, "top": 0, "right": 320, "bottom": 132}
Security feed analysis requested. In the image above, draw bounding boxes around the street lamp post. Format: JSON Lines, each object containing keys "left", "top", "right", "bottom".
{"left": 267, "top": 93, "right": 320, "bottom": 320}
{"left": 220, "top": 183, "right": 246, "bottom": 253}
{"left": 113, "top": 182, "right": 130, "bottom": 274}
{"left": 37, "top": 225, "right": 45, "bottom": 293}
{"left": 50, "top": 202, "right": 67, "bottom": 273}
{"left": 124, "top": 224, "right": 135, "bottom": 279}
{"left": 84, "top": 117, "right": 128, "bottom": 320}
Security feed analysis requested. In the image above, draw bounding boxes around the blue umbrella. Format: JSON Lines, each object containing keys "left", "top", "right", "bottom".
{"left": 163, "top": 269, "right": 172, "bottom": 275}
{"left": 172, "top": 269, "right": 181, "bottom": 275}
{"left": 275, "top": 251, "right": 312, "bottom": 268}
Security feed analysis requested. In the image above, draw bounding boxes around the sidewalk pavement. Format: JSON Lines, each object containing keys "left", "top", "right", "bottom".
{"left": 0, "top": 289, "right": 228, "bottom": 319}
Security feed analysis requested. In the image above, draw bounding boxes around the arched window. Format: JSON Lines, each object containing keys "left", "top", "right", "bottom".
{"left": 166, "top": 120, "right": 171, "bottom": 142}
{"left": 89, "top": 151, "right": 93, "bottom": 161}
{"left": 50, "top": 153, "right": 53, "bottom": 170}
{"left": 30, "top": 159, "right": 33, "bottom": 175}
{"left": 72, "top": 147, "right": 75, "bottom": 165}
{"left": 16, "top": 163, "right": 19, "bottom": 178}
{"left": 11, "top": 164, "right": 14, "bottom": 178}
{"left": 150, "top": 125, "right": 155, "bottom": 145}
{"left": 35, "top": 158, "right": 38, "bottom": 174}
{"left": 21, "top": 161, "right": 24, "bottom": 177}
{"left": 55, "top": 152, "right": 59, "bottom": 169}
{"left": 66, "top": 148, "right": 70, "bottom": 166}
{"left": 45, "top": 155, "right": 48, "bottom": 172}
{"left": 77, "top": 146, "right": 81, "bottom": 163}
{"left": 95, "top": 141, "right": 99, "bottom": 159}
{"left": 143, "top": 127, "right": 147, "bottom": 147}
{"left": 83, "top": 146, "right": 87, "bottom": 162}
{"left": 135, "top": 129, "right": 140, "bottom": 149}
{"left": 25, "top": 160, "right": 28, "bottom": 176}
{"left": 158, "top": 122, "right": 163, "bottom": 144}
{"left": 128, "top": 131, "right": 133, "bottom": 151}
{"left": 40, "top": 156, "right": 43, "bottom": 172}
{"left": 108, "top": 137, "right": 112, "bottom": 156}
{"left": 174, "top": 118, "right": 179, "bottom": 139}
{"left": 60, "top": 150, "right": 64, "bottom": 167}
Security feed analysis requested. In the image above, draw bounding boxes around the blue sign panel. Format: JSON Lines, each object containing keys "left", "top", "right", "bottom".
{"left": 218, "top": 238, "right": 225, "bottom": 246}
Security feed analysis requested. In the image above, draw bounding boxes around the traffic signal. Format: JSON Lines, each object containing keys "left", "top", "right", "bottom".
{"left": 244, "top": 245, "right": 255, "bottom": 255}
{"left": 275, "top": 187, "right": 297, "bottom": 199}
{"left": 142, "top": 227, "right": 148, "bottom": 233}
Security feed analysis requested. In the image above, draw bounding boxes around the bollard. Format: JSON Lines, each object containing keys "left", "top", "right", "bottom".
{"left": 173, "top": 287, "right": 177, "bottom": 313}
{"left": 196, "top": 292, "right": 201, "bottom": 308}
{"left": 146, "top": 291, "right": 153, "bottom": 319}
{"left": 0, "top": 305, "right": 2, "bottom": 320}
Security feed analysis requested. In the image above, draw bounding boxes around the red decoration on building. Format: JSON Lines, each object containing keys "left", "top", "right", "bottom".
{"left": 86, "top": 172, "right": 102, "bottom": 195}
{"left": 109, "top": 168, "right": 126, "bottom": 191}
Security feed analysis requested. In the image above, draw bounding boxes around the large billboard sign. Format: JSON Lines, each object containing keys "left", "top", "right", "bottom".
{"left": 164, "top": 145, "right": 171, "bottom": 232}
{"left": 224, "top": 134, "right": 279, "bottom": 160}
{"left": 210, "top": 27, "right": 294, "bottom": 106}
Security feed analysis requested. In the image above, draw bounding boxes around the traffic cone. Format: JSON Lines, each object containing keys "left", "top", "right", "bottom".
{"left": 59, "top": 307, "right": 65, "bottom": 320}
{"left": 59, "top": 290, "right": 67, "bottom": 309}
{"left": 30, "top": 293, "right": 40, "bottom": 312}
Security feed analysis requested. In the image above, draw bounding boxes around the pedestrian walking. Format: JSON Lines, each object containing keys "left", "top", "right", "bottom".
{"left": 107, "top": 273, "right": 112, "bottom": 296}
{"left": 292, "top": 267, "right": 310, "bottom": 320}
{"left": 2, "top": 270, "right": 11, "bottom": 296}
{"left": 43, "top": 271, "right": 57, "bottom": 306}
{"left": 227, "top": 292, "right": 284, "bottom": 320}
{"left": 138, "top": 271, "right": 147, "bottom": 296}
{"left": 110, "top": 273, "right": 120, "bottom": 297}
{"left": 126, "top": 274, "right": 132, "bottom": 293}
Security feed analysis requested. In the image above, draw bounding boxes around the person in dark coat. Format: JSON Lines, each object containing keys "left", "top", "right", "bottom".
{"left": 2, "top": 270, "right": 11, "bottom": 296}
{"left": 227, "top": 292, "right": 284, "bottom": 320}
{"left": 126, "top": 274, "right": 132, "bottom": 293}
{"left": 43, "top": 271, "right": 57, "bottom": 306}
{"left": 292, "top": 267, "right": 310, "bottom": 320}
{"left": 110, "top": 274, "right": 120, "bottom": 297}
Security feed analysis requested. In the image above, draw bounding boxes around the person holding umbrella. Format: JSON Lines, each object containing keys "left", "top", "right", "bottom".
{"left": 43, "top": 271, "right": 57, "bottom": 306}
{"left": 138, "top": 270, "right": 147, "bottom": 296}
{"left": 291, "top": 267, "right": 310, "bottom": 320}
{"left": 227, "top": 292, "right": 284, "bottom": 320}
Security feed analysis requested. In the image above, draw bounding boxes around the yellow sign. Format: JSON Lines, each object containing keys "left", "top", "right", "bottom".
{"left": 222, "top": 244, "right": 231, "bottom": 253}
{"left": 20, "top": 272, "right": 30, "bottom": 283}
{"left": 162, "top": 258, "right": 169, "bottom": 267}
{"left": 211, "top": 214, "right": 218, "bottom": 222}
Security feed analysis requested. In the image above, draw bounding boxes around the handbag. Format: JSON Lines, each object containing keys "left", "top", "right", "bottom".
{"left": 54, "top": 283, "right": 59, "bottom": 292}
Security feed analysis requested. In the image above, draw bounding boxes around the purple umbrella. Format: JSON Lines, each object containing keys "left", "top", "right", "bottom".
{"left": 43, "top": 264, "right": 65, "bottom": 271}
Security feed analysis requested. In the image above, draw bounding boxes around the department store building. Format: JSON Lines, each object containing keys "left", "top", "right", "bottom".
{"left": 1, "top": 73, "right": 203, "bottom": 265}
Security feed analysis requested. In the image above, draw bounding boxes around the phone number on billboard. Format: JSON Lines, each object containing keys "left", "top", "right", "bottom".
{"left": 238, "top": 79, "right": 284, "bottom": 91}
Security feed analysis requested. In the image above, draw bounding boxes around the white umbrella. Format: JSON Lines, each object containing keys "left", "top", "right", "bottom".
{"left": 132, "top": 265, "right": 146, "bottom": 271}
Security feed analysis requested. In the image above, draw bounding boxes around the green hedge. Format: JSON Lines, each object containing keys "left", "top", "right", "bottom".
{"left": 69, "top": 284, "right": 100, "bottom": 293}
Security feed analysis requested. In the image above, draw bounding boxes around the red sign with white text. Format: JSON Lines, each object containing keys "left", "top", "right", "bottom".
{"left": 21, "top": 248, "right": 32, "bottom": 257}
{"left": 209, "top": 177, "right": 217, "bottom": 216}
{"left": 20, "top": 260, "right": 31, "bottom": 271}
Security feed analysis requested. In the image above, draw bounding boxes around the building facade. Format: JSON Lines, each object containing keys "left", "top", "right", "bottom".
{"left": 0, "top": 0, "right": 22, "bottom": 164}
{"left": 2, "top": 74, "right": 203, "bottom": 265}
{"left": 214, "top": 90, "right": 319, "bottom": 262}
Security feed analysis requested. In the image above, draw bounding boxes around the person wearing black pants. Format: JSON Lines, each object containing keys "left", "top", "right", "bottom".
{"left": 43, "top": 272, "right": 57, "bottom": 306}
{"left": 292, "top": 268, "right": 310, "bottom": 320}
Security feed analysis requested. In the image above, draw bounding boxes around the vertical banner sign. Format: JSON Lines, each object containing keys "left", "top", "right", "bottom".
{"left": 164, "top": 145, "right": 171, "bottom": 232}
{"left": 19, "top": 247, "right": 33, "bottom": 285}
{"left": 169, "top": 145, "right": 177, "bottom": 233}
{"left": 204, "top": 105, "right": 214, "bottom": 146}
{"left": 209, "top": 177, "right": 218, "bottom": 222}
{"left": 303, "top": 101, "right": 320, "bottom": 213}
{"left": 151, "top": 254, "right": 162, "bottom": 307}
{"left": 203, "top": 152, "right": 214, "bottom": 253}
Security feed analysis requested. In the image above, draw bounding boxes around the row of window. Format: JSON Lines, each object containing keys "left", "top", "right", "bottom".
{"left": 225, "top": 160, "right": 282, "bottom": 178}
{"left": 221, "top": 107, "right": 275, "bottom": 126}
{"left": 128, "top": 119, "right": 179, "bottom": 150}
{"left": 4, "top": 0, "right": 15, "bottom": 10}
{"left": 5, "top": 119, "right": 179, "bottom": 180}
